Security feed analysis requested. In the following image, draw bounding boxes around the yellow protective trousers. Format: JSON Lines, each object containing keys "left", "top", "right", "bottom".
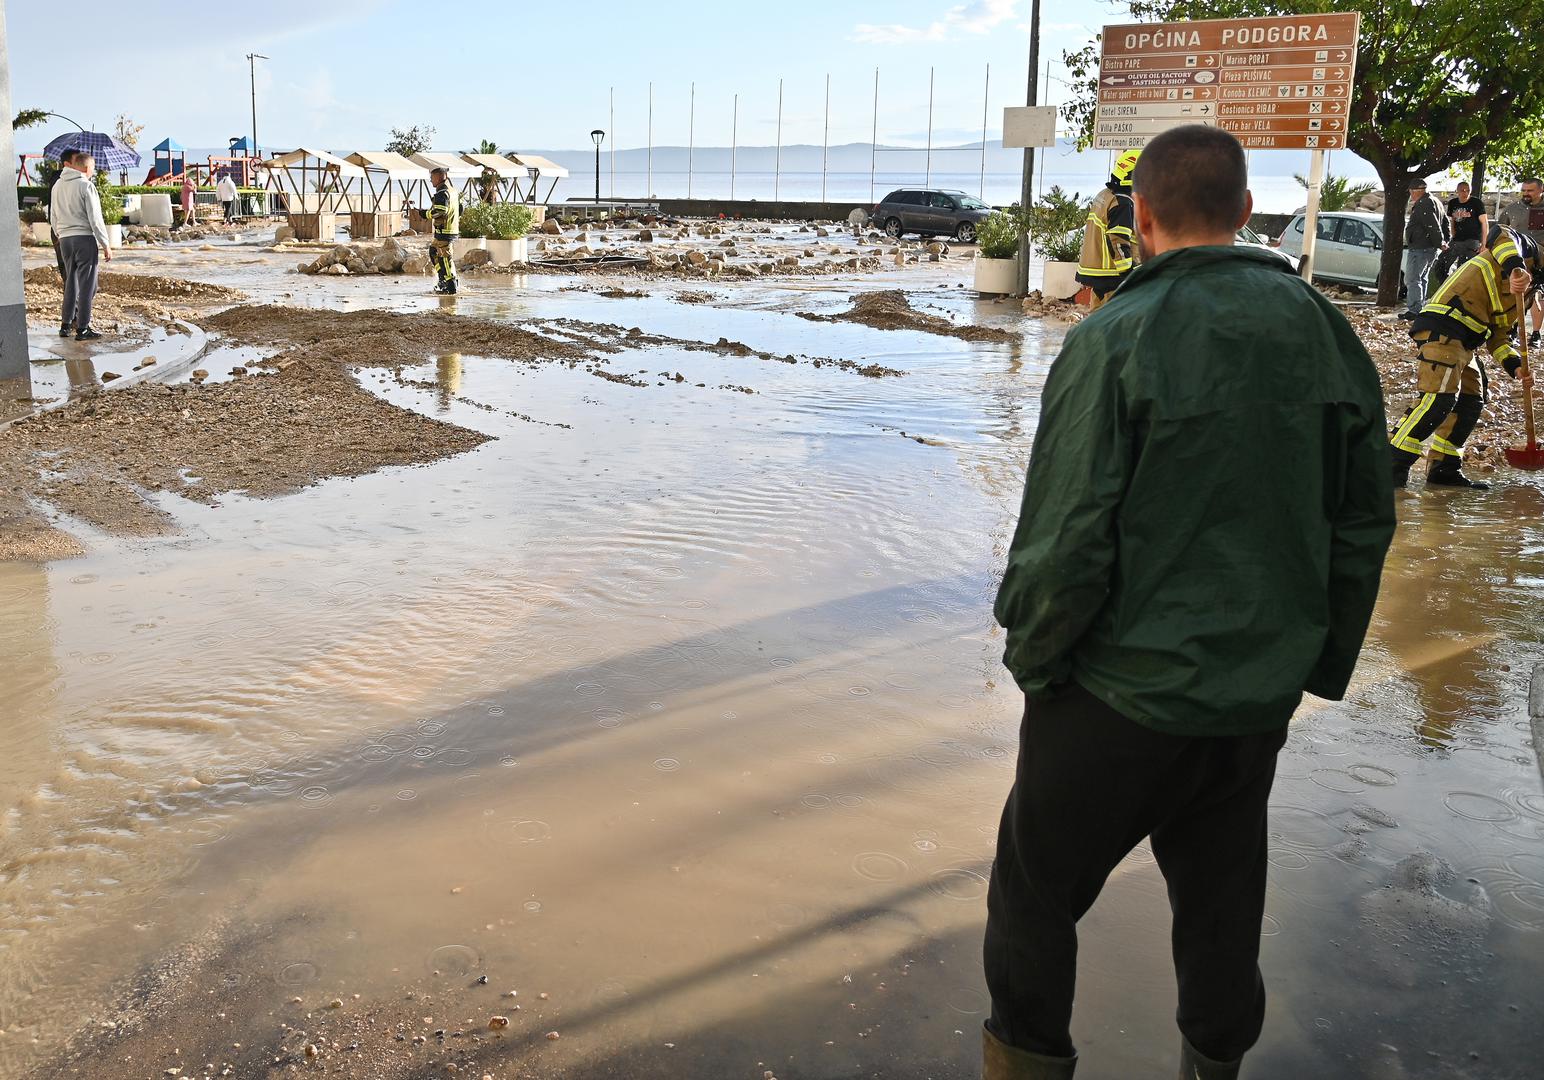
{"left": 1389, "top": 333, "right": 1488, "bottom": 461}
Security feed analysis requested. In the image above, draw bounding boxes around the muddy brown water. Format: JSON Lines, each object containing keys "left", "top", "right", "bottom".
{"left": 2, "top": 253, "right": 1542, "bottom": 1078}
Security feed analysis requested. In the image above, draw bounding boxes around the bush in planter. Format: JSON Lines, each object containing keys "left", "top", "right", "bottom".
{"left": 95, "top": 172, "right": 124, "bottom": 226}
{"left": 1025, "top": 186, "right": 1087, "bottom": 263}
{"left": 483, "top": 203, "right": 534, "bottom": 240}
{"left": 459, "top": 202, "right": 489, "bottom": 238}
{"left": 976, "top": 208, "right": 1026, "bottom": 260}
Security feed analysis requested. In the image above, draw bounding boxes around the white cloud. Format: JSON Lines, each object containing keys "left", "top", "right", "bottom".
{"left": 853, "top": 0, "right": 1019, "bottom": 44}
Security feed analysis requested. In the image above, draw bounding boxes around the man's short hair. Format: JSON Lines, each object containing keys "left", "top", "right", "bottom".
{"left": 1456, "top": 181, "right": 1470, "bottom": 189}
{"left": 1523, "top": 177, "right": 1543, "bottom": 188}
{"left": 430, "top": 167, "right": 446, "bottom": 179}
{"left": 1130, "top": 125, "right": 1247, "bottom": 237}
{"left": 1410, "top": 178, "right": 1428, "bottom": 190}
{"left": 61, "top": 148, "right": 81, "bottom": 165}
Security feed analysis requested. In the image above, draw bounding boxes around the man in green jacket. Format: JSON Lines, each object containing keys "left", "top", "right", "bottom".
{"left": 982, "top": 126, "right": 1395, "bottom": 1080}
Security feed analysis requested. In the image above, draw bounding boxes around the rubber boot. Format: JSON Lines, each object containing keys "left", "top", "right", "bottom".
{"left": 1177, "top": 1035, "right": 1242, "bottom": 1080}
{"left": 1391, "top": 447, "right": 1419, "bottom": 489}
{"left": 1425, "top": 456, "right": 1489, "bottom": 490}
{"left": 982, "top": 1024, "right": 1077, "bottom": 1079}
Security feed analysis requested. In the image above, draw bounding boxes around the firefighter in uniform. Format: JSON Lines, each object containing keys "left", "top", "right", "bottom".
{"left": 1076, "top": 149, "right": 1141, "bottom": 310}
{"left": 1389, "top": 224, "right": 1540, "bottom": 488}
{"left": 424, "top": 167, "right": 460, "bottom": 295}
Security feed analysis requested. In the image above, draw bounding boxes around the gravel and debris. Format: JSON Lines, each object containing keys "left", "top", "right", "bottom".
{"left": 799, "top": 290, "right": 1020, "bottom": 342}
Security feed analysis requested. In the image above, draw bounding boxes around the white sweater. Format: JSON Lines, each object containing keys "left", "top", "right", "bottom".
{"left": 48, "top": 167, "right": 110, "bottom": 248}
{"left": 216, "top": 176, "right": 238, "bottom": 201}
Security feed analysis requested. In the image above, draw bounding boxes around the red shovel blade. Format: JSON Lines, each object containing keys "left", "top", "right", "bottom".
{"left": 1504, "top": 441, "right": 1544, "bottom": 470}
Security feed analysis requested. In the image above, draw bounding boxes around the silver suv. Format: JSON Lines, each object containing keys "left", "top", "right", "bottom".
{"left": 872, "top": 188, "right": 993, "bottom": 241}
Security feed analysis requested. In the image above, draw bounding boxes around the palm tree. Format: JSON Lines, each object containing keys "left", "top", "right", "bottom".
{"left": 1293, "top": 173, "right": 1378, "bottom": 212}
{"left": 470, "top": 139, "right": 502, "bottom": 203}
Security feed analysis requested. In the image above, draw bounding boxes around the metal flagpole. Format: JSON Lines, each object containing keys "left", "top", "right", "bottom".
{"left": 870, "top": 68, "right": 879, "bottom": 204}
{"left": 980, "top": 62, "right": 990, "bottom": 199}
{"left": 926, "top": 66, "right": 934, "bottom": 188}
{"left": 822, "top": 73, "right": 830, "bottom": 203}
{"left": 688, "top": 81, "right": 695, "bottom": 200}
{"left": 775, "top": 78, "right": 784, "bottom": 201}
{"left": 647, "top": 81, "right": 653, "bottom": 198}
{"left": 609, "top": 86, "right": 615, "bottom": 200}
{"left": 1016, "top": 0, "right": 1041, "bottom": 296}
{"left": 1038, "top": 57, "right": 1050, "bottom": 202}
{"left": 731, "top": 93, "right": 738, "bottom": 200}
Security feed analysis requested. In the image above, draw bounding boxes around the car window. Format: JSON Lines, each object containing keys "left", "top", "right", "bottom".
{"left": 930, "top": 193, "right": 957, "bottom": 209}
{"left": 957, "top": 195, "right": 990, "bottom": 210}
{"left": 1292, "top": 217, "right": 1305, "bottom": 234}
{"left": 1316, "top": 217, "right": 1337, "bottom": 240}
{"left": 1336, "top": 219, "right": 1376, "bottom": 247}
{"left": 1237, "top": 223, "right": 1264, "bottom": 245}
{"left": 882, "top": 190, "right": 905, "bottom": 204}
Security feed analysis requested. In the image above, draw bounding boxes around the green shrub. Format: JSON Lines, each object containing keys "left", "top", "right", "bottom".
{"left": 459, "top": 201, "right": 489, "bottom": 238}
{"left": 484, "top": 203, "right": 534, "bottom": 239}
{"left": 976, "top": 208, "right": 1025, "bottom": 260}
{"left": 95, "top": 170, "right": 124, "bottom": 225}
{"left": 1026, "top": 186, "right": 1087, "bottom": 263}
{"left": 20, "top": 206, "right": 47, "bottom": 224}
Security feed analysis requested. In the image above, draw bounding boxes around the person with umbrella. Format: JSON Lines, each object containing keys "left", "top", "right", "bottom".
{"left": 47, "top": 149, "right": 112, "bottom": 340}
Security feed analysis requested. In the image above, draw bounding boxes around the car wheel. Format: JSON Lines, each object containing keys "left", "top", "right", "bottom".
{"left": 954, "top": 221, "right": 976, "bottom": 242}
{"left": 884, "top": 217, "right": 903, "bottom": 238}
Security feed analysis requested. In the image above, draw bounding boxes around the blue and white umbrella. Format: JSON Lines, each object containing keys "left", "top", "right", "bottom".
{"left": 42, "top": 131, "right": 141, "bottom": 170}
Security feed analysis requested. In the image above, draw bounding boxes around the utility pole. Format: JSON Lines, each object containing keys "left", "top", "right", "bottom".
{"left": 247, "top": 52, "right": 269, "bottom": 158}
{"left": 1016, "top": 0, "right": 1041, "bottom": 296}
{"left": 0, "top": 3, "right": 30, "bottom": 403}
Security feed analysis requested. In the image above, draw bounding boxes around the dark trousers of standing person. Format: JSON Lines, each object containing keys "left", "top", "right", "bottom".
{"left": 983, "top": 682, "right": 1288, "bottom": 1072}
{"left": 58, "top": 235, "right": 100, "bottom": 333}
{"left": 1433, "top": 238, "right": 1481, "bottom": 284}
{"left": 221, "top": 199, "right": 234, "bottom": 222}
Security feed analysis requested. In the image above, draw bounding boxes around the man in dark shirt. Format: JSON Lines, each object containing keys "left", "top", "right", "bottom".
{"left": 983, "top": 125, "right": 1395, "bottom": 1080}
{"left": 1434, "top": 181, "right": 1487, "bottom": 281}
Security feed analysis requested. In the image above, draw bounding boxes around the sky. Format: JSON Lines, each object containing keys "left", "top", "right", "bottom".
{"left": 7, "top": 0, "right": 1108, "bottom": 154}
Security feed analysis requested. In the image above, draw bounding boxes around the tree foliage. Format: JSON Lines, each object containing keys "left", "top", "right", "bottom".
{"left": 12, "top": 108, "right": 49, "bottom": 130}
{"left": 113, "top": 114, "right": 145, "bottom": 149}
{"left": 1060, "top": 1, "right": 1544, "bottom": 303}
{"left": 385, "top": 125, "right": 436, "bottom": 157}
{"left": 1292, "top": 173, "right": 1377, "bottom": 212}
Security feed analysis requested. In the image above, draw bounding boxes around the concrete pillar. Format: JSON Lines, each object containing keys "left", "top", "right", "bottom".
{"left": 0, "top": 3, "right": 33, "bottom": 405}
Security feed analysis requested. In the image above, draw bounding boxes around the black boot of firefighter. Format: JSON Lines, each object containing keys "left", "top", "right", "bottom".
{"left": 1426, "top": 456, "right": 1490, "bottom": 489}
{"left": 1391, "top": 447, "right": 1419, "bottom": 488}
{"left": 1177, "top": 1036, "right": 1242, "bottom": 1080}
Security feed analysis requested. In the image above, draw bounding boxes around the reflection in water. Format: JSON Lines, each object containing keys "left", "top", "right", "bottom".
{"left": 435, "top": 352, "right": 463, "bottom": 412}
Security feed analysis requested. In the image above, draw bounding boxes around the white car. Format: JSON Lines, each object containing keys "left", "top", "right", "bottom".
{"left": 1275, "top": 210, "right": 1393, "bottom": 290}
{"left": 1237, "top": 222, "right": 1299, "bottom": 272}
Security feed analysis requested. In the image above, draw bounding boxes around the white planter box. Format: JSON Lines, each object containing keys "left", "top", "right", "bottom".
{"left": 483, "top": 237, "right": 528, "bottom": 265}
{"left": 30, "top": 221, "right": 53, "bottom": 244}
{"left": 107, "top": 223, "right": 122, "bottom": 249}
{"left": 974, "top": 255, "right": 1019, "bottom": 295}
{"left": 139, "top": 194, "right": 174, "bottom": 227}
{"left": 451, "top": 237, "right": 486, "bottom": 261}
{"left": 1041, "top": 261, "right": 1080, "bottom": 300}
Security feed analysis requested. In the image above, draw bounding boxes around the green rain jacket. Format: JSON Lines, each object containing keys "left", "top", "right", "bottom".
{"left": 994, "top": 245, "right": 1396, "bottom": 736}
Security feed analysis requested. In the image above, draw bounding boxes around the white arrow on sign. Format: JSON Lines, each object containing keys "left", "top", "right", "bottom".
{"left": 1336, "top": 50, "right": 1348, "bottom": 61}
{"left": 1103, "top": 75, "right": 1126, "bottom": 85}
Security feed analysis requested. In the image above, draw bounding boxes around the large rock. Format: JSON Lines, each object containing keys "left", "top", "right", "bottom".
{"left": 636, "top": 229, "right": 653, "bottom": 242}
{"left": 401, "top": 256, "right": 430, "bottom": 275}
{"left": 540, "top": 218, "right": 562, "bottom": 234}
{"left": 686, "top": 250, "right": 708, "bottom": 267}
{"left": 460, "top": 248, "right": 493, "bottom": 268}
{"left": 274, "top": 225, "right": 296, "bottom": 243}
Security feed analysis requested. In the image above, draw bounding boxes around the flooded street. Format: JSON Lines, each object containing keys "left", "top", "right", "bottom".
{"left": 2, "top": 249, "right": 1541, "bottom": 1078}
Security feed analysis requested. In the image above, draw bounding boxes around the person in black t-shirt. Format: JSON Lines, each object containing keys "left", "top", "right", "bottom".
{"left": 1434, "top": 181, "right": 1488, "bottom": 281}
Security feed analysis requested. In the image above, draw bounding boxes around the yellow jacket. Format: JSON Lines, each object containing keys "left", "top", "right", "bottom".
{"left": 1077, "top": 186, "right": 1137, "bottom": 288}
{"left": 1413, "top": 232, "right": 1525, "bottom": 371}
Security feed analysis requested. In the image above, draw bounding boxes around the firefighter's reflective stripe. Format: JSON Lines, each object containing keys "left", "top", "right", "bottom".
{"left": 1416, "top": 247, "right": 1520, "bottom": 358}
{"left": 429, "top": 185, "right": 459, "bottom": 238}
{"left": 1078, "top": 189, "right": 1134, "bottom": 278}
{"left": 1391, "top": 393, "right": 1440, "bottom": 453}
{"left": 1430, "top": 435, "right": 1462, "bottom": 458}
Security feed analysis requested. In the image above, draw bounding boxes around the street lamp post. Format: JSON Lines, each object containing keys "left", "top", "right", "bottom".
{"left": 246, "top": 52, "right": 268, "bottom": 160}
{"left": 590, "top": 129, "right": 605, "bottom": 204}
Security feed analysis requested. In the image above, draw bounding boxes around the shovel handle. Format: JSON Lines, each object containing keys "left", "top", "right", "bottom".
{"left": 1520, "top": 308, "right": 1538, "bottom": 449}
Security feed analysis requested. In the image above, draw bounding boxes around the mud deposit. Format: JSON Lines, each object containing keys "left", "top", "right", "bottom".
{"left": 23, "top": 266, "right": 244, "bottom": 330}
{"left": 799, "top": 290, "right": 1020, "bottom": 342}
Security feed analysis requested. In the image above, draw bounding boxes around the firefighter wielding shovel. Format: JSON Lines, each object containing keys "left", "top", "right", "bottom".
{"left": 1505, "top": 329, "right": 1544, "bottom": 471}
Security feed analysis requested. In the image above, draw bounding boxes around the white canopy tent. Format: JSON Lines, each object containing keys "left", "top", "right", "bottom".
{"left": 506, "top": 154, "right": 569, "bottom": 204}
{"left": 343, "top": 151, "right": 429, "bottom": 213}
{"left": 257, "top": 147, "right": 365, "bottom": 215}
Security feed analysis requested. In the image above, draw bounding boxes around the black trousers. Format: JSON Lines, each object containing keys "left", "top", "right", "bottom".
{"left": 983, "top": 683, "right": 1288, "bottom": 1062}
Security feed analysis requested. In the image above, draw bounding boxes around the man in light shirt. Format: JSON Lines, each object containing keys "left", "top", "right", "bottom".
{"left": 216, "top": 171, "right": 239, "bottom": 222}
{"left": 47, "top": 149, "right": 112, "bottom": 341}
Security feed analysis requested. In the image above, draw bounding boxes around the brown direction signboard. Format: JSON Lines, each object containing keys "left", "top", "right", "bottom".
{"left": 1094, "top": 13, "right": 1359, "bottom": 150}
